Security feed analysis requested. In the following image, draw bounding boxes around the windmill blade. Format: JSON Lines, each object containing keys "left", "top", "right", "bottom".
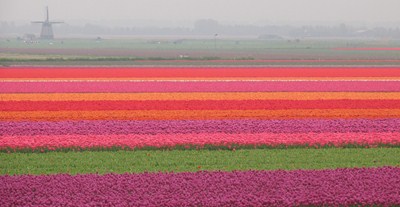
{"left": 49, "top": 21, "right": 64, "bottom": 24}
{"left": 46, "top": 6, "right": 49, "bottom": 22}
{"left": 31, "top": 21, "right": 45, "bottom": 23}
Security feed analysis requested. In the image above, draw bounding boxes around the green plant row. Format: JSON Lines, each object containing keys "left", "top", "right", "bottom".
{"left": 1, "top": 148, "right": 399, "bottom": 175}
{"left": 1, "top": 143, "right": 399, "bottom": 154}
{"left": 0, "top": 56, "right": 225, "bottom": 62}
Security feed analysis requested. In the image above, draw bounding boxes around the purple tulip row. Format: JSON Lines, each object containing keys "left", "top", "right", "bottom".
{"left": 2, "top": 119, "right": 400, "bottom": 136}
{"left": 1, "top": 167, "right": 399, "bottom": 206}
{"left": 2, "top": 80, "right": 400, "bottom": 93}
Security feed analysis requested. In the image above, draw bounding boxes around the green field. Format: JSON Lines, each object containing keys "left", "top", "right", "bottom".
{"left": 0, "top": 38, "right": 367, "bottom": 49}
{"left": 2, "top": 148, "right": 399, "bottom": 175}
{"left": 2, "top": 38, "right": 400, "bottom": 49}
{"left": 1, "top": 38, "right": 400, "bottom": 65}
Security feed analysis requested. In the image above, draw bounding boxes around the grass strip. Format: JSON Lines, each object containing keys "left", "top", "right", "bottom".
{"left": 1, "top": 148, "right": 399, "bottom": 175}
{"left": 1, "top": 143, "right": 400, "bottom": 153}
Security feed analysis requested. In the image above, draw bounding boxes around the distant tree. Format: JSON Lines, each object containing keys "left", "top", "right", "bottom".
{"left": 194, "top": 19, "right": 220, "bottom": 34}
{"left": 339, "top": 23, "right": 348, "bottom": 36}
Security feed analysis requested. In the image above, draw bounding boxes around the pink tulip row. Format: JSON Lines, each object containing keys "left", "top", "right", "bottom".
{"left": 2, "top": 119, "right": 399, "bottom": 136}
{"left": 2, "top": 80, "right": 400, "bottom": 93}
{"left": 1, "top": 132, "right": 399, "bottom": 150}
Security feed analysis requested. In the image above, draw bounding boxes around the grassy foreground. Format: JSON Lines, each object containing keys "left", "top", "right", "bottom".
{"left": 1, "top": 148, "right": 399, "bottom": 175}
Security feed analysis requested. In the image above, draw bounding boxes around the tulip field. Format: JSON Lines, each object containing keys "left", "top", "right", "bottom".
{"left": 1, "top": 66, "right": 400, "bottom": 206}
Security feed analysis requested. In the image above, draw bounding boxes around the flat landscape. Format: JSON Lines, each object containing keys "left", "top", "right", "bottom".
{"left": 2, "top": 38, "right": 400, "bottom": 66}
{"left": 1, "top": 38, "right": 400, "bottom": 206}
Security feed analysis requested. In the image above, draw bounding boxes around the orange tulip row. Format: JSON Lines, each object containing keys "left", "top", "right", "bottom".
{"left": 1, "top": 109, "right": 399, "bottom": 121}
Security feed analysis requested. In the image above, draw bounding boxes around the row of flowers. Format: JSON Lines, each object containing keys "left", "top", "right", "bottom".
{"left": 1, "top": 132, "right": 399, "bottom": 150}
{"left": 2, "top": 100, "right": 400, "bottom": 111}
{"left": 2, "top": 92, "right": 400, "bottom": 101}
{"left": 2, "top": 119, "right": 400, "bottom": 136}
{"left": 1, "top": 167, "right": 399, "bottom": 206}
{"left": 1, "top": 109, "right": 400, "bottom": 121}
{"left": 1, "top": 80, "right": 400, "bottom": 93}
{"left": 2, "top": 67, "right": 400, "bottom": 78}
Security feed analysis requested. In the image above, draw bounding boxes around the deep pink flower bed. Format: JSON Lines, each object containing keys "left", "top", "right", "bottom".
{"left": 1, "top": 167, "right": 399, "bottom": 206}
{"left": 2, "top": 119, "right": 400, "bottom": 136}
{"left": 2, "top": 80, "right": 400, "bottom": 93}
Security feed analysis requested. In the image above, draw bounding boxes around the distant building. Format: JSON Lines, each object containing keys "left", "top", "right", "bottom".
{"left": 23, "top": 33, "right": 36, "bottom": 41}
{"left": 258, "top": 34, "right": 284, "bottom": 40}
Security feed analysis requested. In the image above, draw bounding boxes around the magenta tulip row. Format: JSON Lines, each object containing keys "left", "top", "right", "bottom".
{"left": 2, "top": 80, "right": 400, "bottom": 93}
{"left": 1, "top": 119, "right": 399, "bottom": 136}
{"left": 1, "top": 167, "right": 399, "bottom": 206}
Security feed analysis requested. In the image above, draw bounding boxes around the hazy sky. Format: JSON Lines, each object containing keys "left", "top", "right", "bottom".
{"left": 1, "top": 0, "right": 400, "bottom": 26}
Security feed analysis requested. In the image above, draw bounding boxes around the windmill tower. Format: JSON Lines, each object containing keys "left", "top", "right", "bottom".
{"left": 32, "top": 7, "right": 63, "bottom": 39}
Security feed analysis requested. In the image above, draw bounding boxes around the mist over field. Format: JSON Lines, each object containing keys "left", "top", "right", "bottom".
{"left": 1, "top": 0, "right": 400, "bottom": 61}
{"left": 1, "top": 0, "right": 400, "bottom": 25}
{"left": 1, "top": 0, "right": 400, "bottom": 38}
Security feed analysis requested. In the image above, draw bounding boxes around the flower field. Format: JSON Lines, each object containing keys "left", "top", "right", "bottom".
{"left": 1, "top": 66, "right": 400, "bottom": 206}
{"left": 2, "top": 167, "right": 399, "bottom": 206}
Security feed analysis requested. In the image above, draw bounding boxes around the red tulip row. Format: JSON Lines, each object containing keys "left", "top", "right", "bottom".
{"left": 2, "top": 99, "right": 400, "bottom": 111}
{"left": 1, "top": 132, "right": 399, "bottom": 150}
{"left": 2, "top": 67, "right": 400, "bottom": 78}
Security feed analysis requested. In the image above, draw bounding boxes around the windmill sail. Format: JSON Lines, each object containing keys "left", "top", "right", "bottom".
{"left": 46, "top": 6, "right": 49, "bottom": 22}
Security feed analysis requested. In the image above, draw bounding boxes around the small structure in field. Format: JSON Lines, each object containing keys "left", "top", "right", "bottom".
{"left": 32, "top": 6, "right": 64, "bottom": 39}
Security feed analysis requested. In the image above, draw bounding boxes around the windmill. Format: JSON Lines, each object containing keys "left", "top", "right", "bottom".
{"left": 32, "top": 6, "right": 63, "bottom": 39}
